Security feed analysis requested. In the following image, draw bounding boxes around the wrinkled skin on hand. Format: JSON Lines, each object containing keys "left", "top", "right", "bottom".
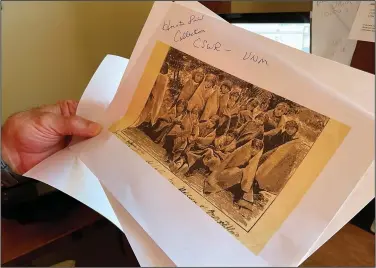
{"left": 1, "top": 100, "right": 102, "bottom": 174}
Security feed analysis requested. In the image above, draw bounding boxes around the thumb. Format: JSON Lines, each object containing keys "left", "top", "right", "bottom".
{"left": 50, "top": 115, "right": 102, "bottom": 137}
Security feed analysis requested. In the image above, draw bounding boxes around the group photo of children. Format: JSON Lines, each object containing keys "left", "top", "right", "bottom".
{"left": 123, "top": 47, "right": 329, "bottom": 228}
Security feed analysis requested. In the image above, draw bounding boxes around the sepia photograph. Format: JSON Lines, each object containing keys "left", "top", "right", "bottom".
{"left": 112, "top": 43, "right": 332, "bottom": 232}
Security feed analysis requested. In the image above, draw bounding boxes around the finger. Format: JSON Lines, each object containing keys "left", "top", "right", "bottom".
{"left": 39, "top": 100, "right": 78, "bottom": 116}
{"left": 37, "top": 103, "right": 61, "bottom": 114}
{"left": 48, "top": 114, "right": 102, "bottom": 137}
{"left": 58, "top": 100, "right": 78, "bottom": 117}
{"left": 67, "top": 100, "right": 78, "bottom": 115}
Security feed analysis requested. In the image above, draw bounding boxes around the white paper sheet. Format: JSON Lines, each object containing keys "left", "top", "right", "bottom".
{"left": 115, "top": 2, "right": 375, "bottom": 264}
{"left": 312, "top": 1, "right": 360, "bottom": 65}
{"left": 25, "top": 1, "right": 375, "bottom": 267}
{"left": 349, "top": 1, "right": 375, "bottom": 43}
{"left": 84, "top": 2, "right": 374, "bottom": 266}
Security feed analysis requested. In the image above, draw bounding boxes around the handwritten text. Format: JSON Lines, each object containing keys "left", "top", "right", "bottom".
{"left": 179, "top": 186, "right": 239, "bottom": 237}
{"left": 162, "top": 14, "right": 205, "bottom": 32}
{"left": 162, "top": 20, "right": 185, "bottom": 31}
{"left": 188, "top": 14, "right": 204, "bottom": 24}
{"left": 193, "top": 38, "right": 231, "bottom": 52}
{"left": 317, "top": 1, "right": 354, "bottom": 17}
{"left": 117, "top": 132, "right": 241, "bottom": 238}
{"left": 242, "top": 51, "right": 268, "bottom": 65}
{"left": 174, "top": 29, "right": 206, "bottom": 42}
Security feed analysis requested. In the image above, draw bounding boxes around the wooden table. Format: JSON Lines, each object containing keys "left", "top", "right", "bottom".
{"left": 2, "top": 202, "right": 374, "bottom": 266}
{"left": 301, "top": 224, "right": 375, "bottom": 267}
{"left": 1, "top": 204, "right": 101, "bottom": 265}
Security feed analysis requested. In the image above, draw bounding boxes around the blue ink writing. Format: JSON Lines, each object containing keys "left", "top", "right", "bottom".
{"left": 162, "top": 20, "right": 185, "bottom": 31}
{"left": 174, "top": 29, "right": 206, "bottom": 42}
{"left": 193, "top": 38, "right": 231, "bottom": 52}
{"left": 243, "top": 51, "right": 268, "bottom": 66}
{"left": 188, "top": 14, "right": 204, "bottom": 24}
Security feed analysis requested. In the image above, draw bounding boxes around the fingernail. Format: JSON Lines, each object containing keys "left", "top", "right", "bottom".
{"left": 89, "top": 122, "right": 102, "bottom": 135}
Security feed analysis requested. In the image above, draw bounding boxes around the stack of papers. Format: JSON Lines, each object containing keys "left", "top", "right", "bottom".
{"left": 312, "top": 1, "right": 360, "bottom": 65}
{"left": 26, "top": 2, "right": 374, "bottom": 266}
{"left": 312, "top": 1, "right": 375, "bottom": 65}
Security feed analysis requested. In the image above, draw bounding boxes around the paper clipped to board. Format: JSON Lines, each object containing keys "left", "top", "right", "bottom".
{"left": 25, "top": 1, "right": 374, "bottom": 267}
{"left": 349, "top": 1, "right": 375, "bottom": 43}
{"left": 312, "top": 1, "right": 360, "bottom": 65}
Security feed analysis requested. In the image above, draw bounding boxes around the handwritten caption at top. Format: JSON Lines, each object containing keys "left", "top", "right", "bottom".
{"left": 162, "top": 14, "right": 205, "bottom": 31}
{"left": 162, "top": 14, "right": 269, "bottom": 66}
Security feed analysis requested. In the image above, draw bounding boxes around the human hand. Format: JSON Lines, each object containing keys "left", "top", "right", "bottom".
{"left": 1, "top": 100, "right": 102, "bottom": 174}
